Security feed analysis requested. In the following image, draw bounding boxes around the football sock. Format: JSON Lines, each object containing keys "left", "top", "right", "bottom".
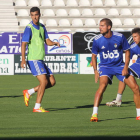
{"left": 34, "top": 103, "right": 41, "bottom": 109}
{"left": 136, "top": 108, "right": 140, "bottom": 117}
{"left": 92, "top": 107, "right": 98, "bottom": 115}
{"left": 116, "top": 93, "right": 122, "bottom": 101}
{"left": 28, "top": 88, "right": 35, "bottom": 96}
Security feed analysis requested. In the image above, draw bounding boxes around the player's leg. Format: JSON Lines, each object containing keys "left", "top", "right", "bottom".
{"left": 35, "top": 74, "right": 48, "bottom": 103}
{"left": 32, "top": 75, "right": 56, "bottom": 93}
{"left": 33, "top": 61, "right": 55, "bottom": 112}
{"left": 45, "top": 74, "right": 56, "bottom": 88}
{"left": 94, "top": 76, "right": 108, "bottom": 106}
{"left": 106, "top": 81, "right": 126, "bottom": 107}
{"left": 33, "top": 74, "right": 49, "bottom": 112}
{"left": 124, "top": 75, "right": 140, "bottom": 120}
{"left": 112, "top": 63, "right": 139, "bottom": 106}
{"left": 32, "top": 72, "right": 56, "bottom": 92}
{"left": 127, "top": 63, "right": 140, "bottom": 120}
{"left": 23, "top": 61, "right": 36, "bottom": 107}
{"left": 90, "top": 76, "right": 109, "bottom": 122}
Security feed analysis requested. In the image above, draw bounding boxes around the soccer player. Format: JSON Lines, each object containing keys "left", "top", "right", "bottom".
{"left": 106, "top": 28, "right": 140, "bottom": 120}
{"left": 90, "top": 18, "right": 140, "bottom": 122}
{"left": 21, "top": 7, "right": 60, "bottom": 112}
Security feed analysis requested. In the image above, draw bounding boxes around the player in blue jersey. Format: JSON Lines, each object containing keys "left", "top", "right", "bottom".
{"left": 90, "top": 18, "right": 140, "bottom": 122}
{"left": 21, "top": 7, "right": 60, "bottom": 112}
{"left": 106, "top": 27, "right": 140, "bottom": 120}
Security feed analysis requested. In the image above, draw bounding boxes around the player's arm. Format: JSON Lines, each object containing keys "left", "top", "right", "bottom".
{"left": 92, "top": 40, "right": 99, "bottom": 83}
{"left": 21, "top": 42, "right": 27, "bottom": 68}
{"left": 122, "top": 35, "right": 130, "bottom": 76}
{"left": 20, "top": 26, "right": 31, "bottom": 68}
{"left": 92, "top": 54, "right": 99, "bottom": 83}
{"left": 43, "top": 26, "right": 60, "bottom": 47}
{"left": 122, "top": 49, "right": 130, "bottom": 76}
{"left": 45, "top": 38, "right": 60, "bottom": 47}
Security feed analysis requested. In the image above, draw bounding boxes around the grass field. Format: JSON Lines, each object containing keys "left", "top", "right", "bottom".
{"left": 0, "top": 74, "right": 140, "bottom": 140}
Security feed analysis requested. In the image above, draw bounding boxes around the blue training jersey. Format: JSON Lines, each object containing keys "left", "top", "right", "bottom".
{"left": 92, "top": 31, "right": 130, "bottom": 67}
{"left": 22, "top": 21, "right": 49, "bottom": 42}
{"left": 130, "top": 42, "right": 140, "bottom": 64}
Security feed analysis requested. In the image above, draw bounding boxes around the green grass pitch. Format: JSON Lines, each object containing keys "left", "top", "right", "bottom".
{"left": 0, "top": 74, "right": 140, "bottom": 139}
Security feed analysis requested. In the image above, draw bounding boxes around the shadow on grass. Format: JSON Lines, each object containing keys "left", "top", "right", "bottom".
{"left": 0, "top": 95, "right": 23, "bottom": 98}
{"left": 46, "top": 101, "right": 134, "bottom": 111}
{"left": 46, "top": 104, "right": 94, "bottom": 111}
{"left": 122, "top": 101, "right": 133, "bottom": 104}
{"left": 1, "top": 136, "right": 140, "bottom": 140}
{"left": 99, "top": 116, "right": 135, "bottom": 122}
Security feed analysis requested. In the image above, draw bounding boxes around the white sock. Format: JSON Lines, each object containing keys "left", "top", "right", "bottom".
{"left": 116, "top": 93, "right": 122, "bottom": 101}
{"left": 136, "top": 108, "right": 140, "bottom": 117}
{"left": 34, "top": 103, "right": 41, "bottom": 109}
{"left": 28, "top": 88, "right": 35, "bottom": 96}
{"left": 92, "top": 107, "right": 98, "bottom": 115}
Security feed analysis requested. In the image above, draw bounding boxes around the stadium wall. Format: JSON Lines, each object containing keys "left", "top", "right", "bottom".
{"left": 0, "top": 32, "right": 137, "bottom": 75}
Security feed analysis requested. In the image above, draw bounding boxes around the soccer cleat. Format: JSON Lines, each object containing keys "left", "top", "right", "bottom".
{"left": 106, "top": 100, "right": 122, "bottom": 107}
{"left": 90, "top": 113, "right": 98, "bottom": 122}
{"left": 136, "top": 116, "right": 140, "bottom": 120}
{"left": 33, "top": 107, "right": 49, "bottom": 112}
{"left": 23, "top": 90, "right": 30, "bottom": 107}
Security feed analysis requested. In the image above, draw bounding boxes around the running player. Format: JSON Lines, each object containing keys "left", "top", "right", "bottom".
{"left": 90, "top": 18, "right": 140, "bottom": 122}
{"left": 106, "top": 28, "right": 140, "bottom": 120}
{"left": 21, "top": 7, "right": 60, "bottom": 112}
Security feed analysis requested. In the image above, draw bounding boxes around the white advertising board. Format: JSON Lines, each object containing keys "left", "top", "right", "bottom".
{"left": 47, "top": 33, "right": 72, "bottom": 54}
{"left": 79, "top": 54, "right": 100, "bottom": 74}
{"left": 0, "top": 54, "right": 14, "bottom": 75}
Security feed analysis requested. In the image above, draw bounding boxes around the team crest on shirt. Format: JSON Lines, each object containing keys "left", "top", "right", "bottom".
{"left": 41, "top": 68, "right": 44, "bottom": 72}
{"left": 99, "top": 71, "right": 102, "bottom": 74}
{"left": 114, "top": 43, "right": 117, "bottom": 48}
{"left": 101, "top": 46, "right": 105, "bottom": 49}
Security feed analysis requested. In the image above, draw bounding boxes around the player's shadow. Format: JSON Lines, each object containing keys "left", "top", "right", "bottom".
{"left": 98, "top": 116, "right": 135, "bottom": 122}
{"left": 0, "top": 95, "right": 23, "bottom": 98}
{"left": 46, "top": 104, "right": 106, "bottom": 111}
{"left": 122, "top": 101, "right": 133, "bottom": 104}
{"left": 46, "top": 101, "right": 134, "bottom": 111}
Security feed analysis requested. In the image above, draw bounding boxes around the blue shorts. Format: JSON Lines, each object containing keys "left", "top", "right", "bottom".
{"left": 27, "top": 60, "right": 53, "bottom": 76}
{"left": 98, "top": 66, "right": 130, "bottom": 85}
{"left": 129, "top": 63, "right": 140, "bottom": 78}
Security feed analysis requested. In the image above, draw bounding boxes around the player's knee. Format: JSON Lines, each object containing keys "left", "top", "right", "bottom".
{"left": 134, "top": 84, "right": 139, "bottom": 92}
{"left": 132, "top": 84, "right": 139, "bottom": 93}
{"left": 51, "top": 80, "right": 56, "bottom": 87}
{"left": 40, "top": 80, "right": 48, "bottom": 86}
{"left": 100, "top": 83, "right": 107, "bottom": 89}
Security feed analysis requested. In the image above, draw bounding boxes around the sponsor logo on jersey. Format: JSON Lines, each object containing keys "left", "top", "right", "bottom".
{"left": 102, "top": 50, "right": 119, "bottom": 59}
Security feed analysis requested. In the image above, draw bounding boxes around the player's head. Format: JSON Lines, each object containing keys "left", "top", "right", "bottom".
{"left": 99, "top": 18, "right": 112, "bottom": 36}
{"left": 30, "top": 7, "right": 41, "bottom": 25}
{"left": 132, "top": 28, "right": 140, "bottom": 45}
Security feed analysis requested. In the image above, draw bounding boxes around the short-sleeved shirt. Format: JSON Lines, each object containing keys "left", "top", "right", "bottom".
{"left": 130, "top": 42, "right": 140, "bottom": 64}
{"left": 92, "top": 31, "right": 130, "bottom": 67}
{"left": 22, "top": 21, "right": 49, "bottom": 43}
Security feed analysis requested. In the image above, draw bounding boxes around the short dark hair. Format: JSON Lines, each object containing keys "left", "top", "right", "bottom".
{"left": 100, "top": 18, "right": 112, "bottom": 28}
{"left": 30, "top": 7, "right": 40, "bottom": 14}
{"left": 132, "top": 27, "right": 140, "bottom": 35}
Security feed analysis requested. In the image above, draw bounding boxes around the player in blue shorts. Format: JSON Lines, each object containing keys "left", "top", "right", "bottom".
{"left": 106, "top": 27, "right": 140, "bottom": 120}
{"left": 21, "top": 7, "right": 60, "bottom": 112}
{"left": 90, "top": 18, "right": 140, "bottom": 122}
